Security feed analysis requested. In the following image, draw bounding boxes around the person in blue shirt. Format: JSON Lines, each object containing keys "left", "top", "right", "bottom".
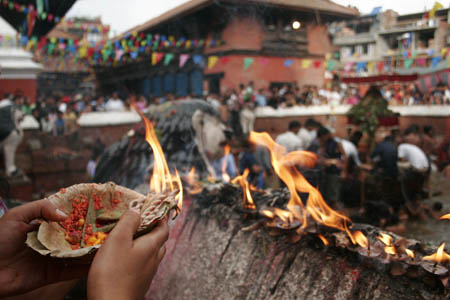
{"left": 54, "top": 110, "right": 65, "bottom": 136}
{"left": 211, "top": 147, "right": 238, "bottom": 182}
{"left": 238, "top": 140, "right": 264, "bottom": 189}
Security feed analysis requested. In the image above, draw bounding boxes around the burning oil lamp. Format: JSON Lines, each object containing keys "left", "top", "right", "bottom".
{"left": 405, "top": 249, "right": 416, "bottom": 263}
{"left": 231, "top": 169, "right": 257, "bottom": 211}
{"left": 377, "top": 233, "right": 398, "bottom": 260}
{"left": 353, "top": 230, "right": 370, "bottom": 255}
{"left": 440, "top": 213, "right": 450, "bottom": 220}
{"left": 422, "top": 243, "right": 450, "bottom": 275}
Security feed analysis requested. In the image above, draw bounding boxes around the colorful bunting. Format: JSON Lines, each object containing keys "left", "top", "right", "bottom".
{"left": 193, "top": 55, "right": 203, "bottom": 65}
{"left": 432, "top": 56, "right": 442, "bottom": 68}
{"left": 327, "top": 59, "right": 338, "bottom": 71}
{"left": 258, "top": 57, "right": 269, "bottom": 65}
{"left": 164, "top": 53, "right": 174, "bottom": 66}
{"left": 152, "top": 52, "right": 164, "bottom": 65}
{"left": 208, "top": 56, "right": 219, "bottom": 69}
{"left": 344, "top": 62, "right": 354, "bottom": 73}
{"left": 367, "top": 61, "right": 375, "bottom": 73}
{"left": 301, "top": 59, "right": 312, "bottom": 69}
{"left": 244, "top": 57, "right": 254, "bottom": 70}
{"left": 376, "top": 61, "right": 385, "bottom": 73}
{"left": 179, "top": 54, "right": 190, "bottom": 68}
{"left": 404, "top": 58, "right": 414, "bottom": 68}
{"left": 220, "top": 57, "right": 230, "bottom": 65}
{"left": 284, "top": 59, "right": 293, "bottom": 67}
{"left": 356, "top": 61, "right": 367, "bottom": 73}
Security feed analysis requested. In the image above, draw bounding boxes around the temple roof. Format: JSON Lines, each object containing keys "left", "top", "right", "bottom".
{"left": 115, "top": 0, "right": 358, "bottom": 39}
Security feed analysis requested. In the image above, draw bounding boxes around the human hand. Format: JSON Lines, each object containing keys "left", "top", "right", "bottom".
{"left": 0, "top": 199, "right": 89, "bottom": 297}
{"left": 87, "top": 210, "right": 168, "bottom": 300}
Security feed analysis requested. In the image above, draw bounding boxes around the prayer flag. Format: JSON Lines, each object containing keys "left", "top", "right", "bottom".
{"left": 208, "top": 56, "right": 219, "bottom": 69}
{"left": 244, "top": 57, "right": 254, "bottom": 70}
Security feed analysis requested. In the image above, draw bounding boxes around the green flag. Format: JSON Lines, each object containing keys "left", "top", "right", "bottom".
{"left": 244, "top": 57, "right": 254, "bottom": 70}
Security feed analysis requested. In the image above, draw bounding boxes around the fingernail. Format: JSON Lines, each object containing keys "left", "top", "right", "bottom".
{"left": 56, "top": 209, "right": 68, "bottom": 218}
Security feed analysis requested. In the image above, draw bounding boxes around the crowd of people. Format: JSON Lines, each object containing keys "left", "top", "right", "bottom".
{"left": 212, "top": 117, "right": 449, "bottom": 234}
{"left": 211, "top": 81, "right": 450, "bottom": 110}
{"left": 3, "top": 78, "right": 450, "bottom": 137}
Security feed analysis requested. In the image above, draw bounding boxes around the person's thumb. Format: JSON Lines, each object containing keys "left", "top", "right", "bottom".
{"left": 108, "top": 209, "right": 141, "bottom": 245}
{"left": 8, "top": 199, "right": 68, "bottom": 224}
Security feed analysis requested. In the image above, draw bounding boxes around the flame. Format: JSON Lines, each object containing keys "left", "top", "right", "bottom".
{"left": 353, "top": 231, "right": 369, "bottom": 249}
{"left": 440, "top": 213, "right": 450, "bottom": 220}
{"left": 261, "top": 209, "right": 275, "bottom": 219}
{"left": 231, "top": 169, "right": 256, "bottom": 211}
{"left": 377, "top": 233, "right": 393, "bottom": 246}
{"left": 318, "top": 234, "right": 329, "bottom": 246}
{"left": 221, "top": 145, "right": 231, "bottom": 183}
{"left": 384, "top": 246, "right": 397, "bottom": 256}
{"left": 280, "top": 151, "right": 318, "bottom": 168}
{"left": 405, "top": 249, "right": 415, "bottom": 259}
{"left": 186, "top": 167, "right": 203, "bottom": 195}
{"left": 134, "top": 105, "right": 183, "bottom": 211}
{"left": 248, "top": 132, "right": 354, "bottom": 242}
{"left": 423, "top": 243, "right": 450, "bottom": 264}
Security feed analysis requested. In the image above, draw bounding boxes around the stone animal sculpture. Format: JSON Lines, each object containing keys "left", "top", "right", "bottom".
{"left": 94, "top": 100, "right": 229, "bottom": 189}
{"left": 0, "top": 97, "right": 24, "bottom": 177}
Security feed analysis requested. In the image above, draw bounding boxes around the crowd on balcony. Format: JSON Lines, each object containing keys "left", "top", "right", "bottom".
{"left": 3, "top": 78, "right": 450, "bottom": 137}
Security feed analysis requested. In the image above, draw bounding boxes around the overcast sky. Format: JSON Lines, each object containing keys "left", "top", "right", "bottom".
{"left": 66, "top": 0, "right": 449, "bottom": 36}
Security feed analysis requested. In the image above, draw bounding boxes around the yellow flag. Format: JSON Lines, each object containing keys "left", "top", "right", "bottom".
{"left": 185, "top": 40, "right": 192, "bottom": 48}
{"left": 430, "top": 1, "right": 443, "bottom": 18}
{"left": 79, "top": 46, "right": 87, "bottom": 58}
{"left": 208, "top": 56, "right": 219, "bottom": 69}
{"left": 441, "top": 47, "right": 447, "bottom": 56}
{"left": 152, "top": 53, "right": 157, "bottom": 65}
{"left": 367, "top": 61, "right": 375, "bottom": 73}
{"left": 301, "top": 59, "right": 312, "bottom": 68}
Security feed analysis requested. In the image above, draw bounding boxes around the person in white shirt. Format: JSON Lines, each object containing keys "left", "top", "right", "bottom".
{"left": 398, "top": 143, "right": 429, "bottom": 171}
{"left": 336, "top": 134, "right": 362, "bottom": 166}
{"left": 105, "top": 92, "right": 125, "bottom": 112}
{"left": 335, "top": 131, "right": 363, "bottom": 179}
{"left": 297, "top": 118, "right": 319, "bottom": 150}
{"left": 275, "top": 121, "right": 303, "bottom": 153}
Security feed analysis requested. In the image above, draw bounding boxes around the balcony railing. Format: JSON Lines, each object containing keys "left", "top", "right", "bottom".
{"left": 333, "top": 32, "right": 375, "bottom": 45}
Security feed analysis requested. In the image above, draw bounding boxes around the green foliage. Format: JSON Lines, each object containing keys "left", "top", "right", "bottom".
{"left": 347, "top": 86, "right": 394, "bottom": 141}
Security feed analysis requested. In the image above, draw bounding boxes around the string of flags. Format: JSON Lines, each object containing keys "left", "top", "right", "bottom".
{"left": 325, "top": 47, "right": 450, "bottom": 74}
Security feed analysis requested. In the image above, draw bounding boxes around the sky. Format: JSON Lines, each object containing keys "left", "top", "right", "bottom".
{"left": 66, "top": 0, "right": 449, "bottom": 36}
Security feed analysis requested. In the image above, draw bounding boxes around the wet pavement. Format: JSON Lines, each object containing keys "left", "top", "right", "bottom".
{"left": 403, "top": 172, "right": 450, "bottom": 245}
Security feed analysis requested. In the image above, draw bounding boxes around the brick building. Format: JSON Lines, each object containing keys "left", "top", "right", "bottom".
{"left": 96, "top": 0, "right": 357, "bottom": 97}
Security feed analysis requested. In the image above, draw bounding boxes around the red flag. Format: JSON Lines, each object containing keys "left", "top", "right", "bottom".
{"left": 220, "top": 57, "right": 230, "bottom": 64}
{"left": 313, "top": 60, "right": 322, "bottom": 68}
{"left": 376, "top": 61, "right": 385, "bottom": 73}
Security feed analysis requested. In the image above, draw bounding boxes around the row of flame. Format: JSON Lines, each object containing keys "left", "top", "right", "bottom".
{"left": 138, "top": 104, "right": 450, "bottom": 266}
